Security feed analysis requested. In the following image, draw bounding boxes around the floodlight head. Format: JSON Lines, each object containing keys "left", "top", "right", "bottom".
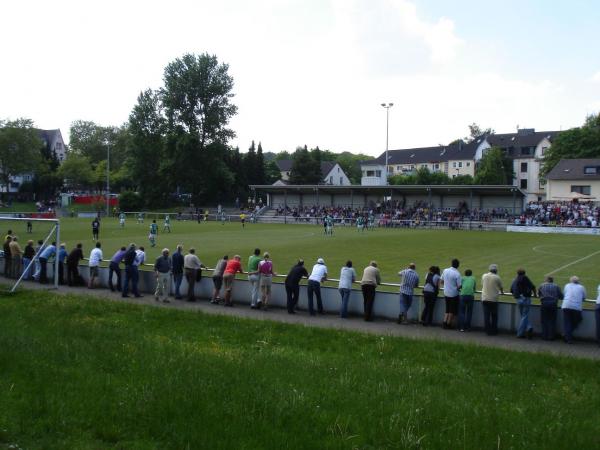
{"left": 381, "top": 103, "right": 386, "bottom": 107}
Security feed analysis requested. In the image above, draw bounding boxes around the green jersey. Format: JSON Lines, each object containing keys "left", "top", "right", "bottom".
{"left": 248, "top": 255, "right": 261, "bottom": 273}
{"left": 460, "top": 276, "right": 476, "bottom": 296}
{"left": 150, "top": 223, "right": 158, "bottom": 234}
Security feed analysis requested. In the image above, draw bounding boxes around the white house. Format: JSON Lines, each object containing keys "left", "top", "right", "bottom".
{"left": 545, "top": 159, "right": 600, "bottom": 200}
{"left": 274, "top": 160, "right": 351, "bottom": 185}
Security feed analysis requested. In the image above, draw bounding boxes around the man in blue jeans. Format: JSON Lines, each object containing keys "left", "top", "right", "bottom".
{"left": 307, "top": 258, "right": 327, "bottom": 315}
{"left": 510, "top": 268, "right": 536, "bottom": 339}
{"left": 398, "top": 263, "right": 419, "bottom": 324}
{"left": 538, "top": 276, "right": 563, "bottom": 340}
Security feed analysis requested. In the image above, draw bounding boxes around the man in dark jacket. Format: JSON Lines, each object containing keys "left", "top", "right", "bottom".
{"left": 122, "top": 243, "right": 137, "bottom": 298}
{"left": 171, "top": 244, "right": 184, "bottom": 299}
{"left": 537, "top": 276, "right": 563, "bottom": 340}
{"left": 510, "top": 269, "right": 536, "bottom": 339}
{"left": 67, "top": 243, "right": 84, "bottom": 286}
{"left": 284, "top": 259, "right": 308, "bottom": 314}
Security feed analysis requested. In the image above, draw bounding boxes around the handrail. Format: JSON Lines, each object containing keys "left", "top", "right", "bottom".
{"left": 79, "top": 257, "right": 597, "bottom": 304}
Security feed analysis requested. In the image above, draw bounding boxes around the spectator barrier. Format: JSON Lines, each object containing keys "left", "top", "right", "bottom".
{"left": 3, "top": 258, "right": 597, "bottom": 341}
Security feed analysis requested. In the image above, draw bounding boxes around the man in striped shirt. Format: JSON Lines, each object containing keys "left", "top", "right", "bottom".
{"left": 398, "top": 263, "right": 419, "bottom": 324}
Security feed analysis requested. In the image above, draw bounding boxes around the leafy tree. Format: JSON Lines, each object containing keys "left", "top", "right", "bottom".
{"left": 58, "top": 154, "right": 94, "bottom": 189}
{"left": 256, "top": 142, "right": 266, "bottom": 185}
{"left": 337, "top": 152, "right": 373, "bottom": 184}
{"left": 541, "top": 113, "right": 600, "bottom": 176}
{"left": 244, "top": 141, "right": 258, "bottom": 183}
{"left": 289, "top": 146, "right": 321, "bottom": 184}
{"left": 474, "top": 147, "right": 513, "bottom": 184}
{"left": 274, "top": 151, "right": 291, "bottom": 161}
{"left": 465, "top": 122, "right": 494, "bottom": 143}
{"left": 162, "top": 53, "right": 237, "bottom": 147}
{"left": 119, "top": 190, "right": 143, "bottom": 211}
{"left": 449, "top": 174, "right": 474, "bottom": 185}
{"left": 0, "top": 118, "right": 42, "bottom": 197}
{"left": 265, "top": 160, "right": 281, "bottom": 184}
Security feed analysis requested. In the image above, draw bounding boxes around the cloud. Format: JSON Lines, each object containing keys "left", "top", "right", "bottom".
{"left": 591, "top": 71, "right": 600, "bottom": 83}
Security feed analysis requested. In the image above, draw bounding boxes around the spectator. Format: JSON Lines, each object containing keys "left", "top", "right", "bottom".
{"left": 481, "top": 264, "right": 504, "bottom": 336}
{"left": 247, "top": 248, "right": 262, "bottom": 309}
{"left": 258, "top": 252, "right": 276, "bottom": 310}
{"left": 66, "top": 243, "right": 84, "bottom": 286}
{"left": 538, "top": 276, "right": 563, "bottom": 341}
{"left": 285, "top": 259, "right": 308, "bottom": 314}
{"left": 8, "top": 236, "right": 22, "bottom": 279}
{"left": 92, "top": 217, "right": 100, "bottom": 241}
{"left": 441, "top": 259, "right": 462, "bottom": 329}
{"left": 57, "top": 243, "right": 68, "bottom": 285}
{"left": 184, "top": 248, "right": 203, "bottom": 302}
{"left": 561, "top": 276, "right": 586, "bottom": 344}
{"left": 511, "top": 269, "right": 537, "bottom": 339}
{"left": 154, "top": 248, "right": 172, "bottom": 303}
{"left": 398, "top": 263, "right": 419, "bottom": 324}
{"left": 132, "top": 246, "right": 145, "bottom": 298}
{"left": 421, "top": 266, "right": 440, "bottom": 326}
{"left": 211, "top": 255, "right": 228, "bottom": 304}
{"left": 307, "top": 258, "right": 328, "bottom": 316}
{"left": 360, "top": 261, "right": 381, "bottom": 322}
{"left": 33, "top": 240, "right": 45, "bottom": 281}
{"left": 88, "top": 242, "right": 103, "bottom": 289}
{"left": 38, "top": 242, "right": 56, "bottom": 284}
{"left": 171, "top": 244, "right": 184, "bottom": 299}
{"left": 109, "top": 246, "right": 127, "bottom": 292}
{"left": 459, "top": 269, "right": 476, "bottom": 332}
{"left": 223, "top": 255, "right": 244, "bottom": 306}
{"left": 122, "top": 244, "right": 139, "bottom": 298}
{"left": 338, "top": 260, "right": 356, "bottom": 318}
{"left": 596, "top": 282, "right": 600, "bottom": 347}
{"left": 22, "top": 240, "right": 35, "bottom": 280}
{"left": 3, "top": 236, "right": 12, "bottom": 278}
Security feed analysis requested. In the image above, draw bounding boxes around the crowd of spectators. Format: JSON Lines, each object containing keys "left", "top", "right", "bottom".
{"left": 518, "top": 200, "right": 600, "bottom": 227}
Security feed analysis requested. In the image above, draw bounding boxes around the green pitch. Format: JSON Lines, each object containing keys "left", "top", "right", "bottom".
{"left": 11, "top": 217, "right": 600, "bottom": 293}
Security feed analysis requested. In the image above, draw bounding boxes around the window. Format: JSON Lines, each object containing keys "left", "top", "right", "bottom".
{"left": 56, "top": 142, "right": 63, "bottom": 150}
{"left": 329, "top": 176, "right": 333, "bottom": 184}
{"left": 337, "top": 167, "right": 340, "bottom": 173}
{"left": 466, "top": 162, "right": 471, "bottom": 167}
{"left": 458, "top": 162, "right": 463, "bottom": 168}
{"left": 521, "top": 162, "right": 528, "bottom": 173}
{"left": 521, "top": 147, "right": 533, "bottom": 156}
{"left": 520, "top": 179, "right": 528, "bottom": 189}
{"left": 376, "top": 170, "right": 381, "bottom": 177}
{"left": 584, "top": 166, "right": 598, "bottom": 175}
{"left": 571, "top": 185, "right": 591, "bottom": 195}
{"left": 339, "top": 177, "right": 343, "bottom": 185}
{"left": 452, "top": 162, "right": 457, "bottom": 168}
{"left": 541, "top": 147, "right": 548, "bottom": 155}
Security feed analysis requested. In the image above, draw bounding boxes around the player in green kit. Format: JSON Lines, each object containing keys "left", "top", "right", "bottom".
{"left": 326, "top": 215, "right": 334, "bottom": 235}
{"left": 367, "top": 213, "right": 375, "bottom": 230}
{"left": 356, "top": 216, "right": 365, "bottom": 232}
{"left": 119, "top": 212, "right": 126, "bottom": 228}
{"left": 163, "top": 215, "right": 171, "bottom": 233}
{"left": 149, "top": 220, "right": 158, "bottom": 247}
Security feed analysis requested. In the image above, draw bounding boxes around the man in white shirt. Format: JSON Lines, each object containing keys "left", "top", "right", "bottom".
{"left": 440, "top": 258, "right": 462, "bottom": 329}
{"left": 307, "top": 258, "right": 328, "bottom": 316}
{"left": 562, "top": 275, "right": 586, "bottom": 343}
{"left": 88, "top": 242, "right": 103, "bottom": 289}
{"left": 130, "top": 246, "right": 145, "bottom": 298}
{"left": 338, "top": 260, "right": 356, "bottom": 318}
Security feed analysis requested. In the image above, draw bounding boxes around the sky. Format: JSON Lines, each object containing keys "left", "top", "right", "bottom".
{"left": 1, "top": 0, "right": 599, "bottom": 156}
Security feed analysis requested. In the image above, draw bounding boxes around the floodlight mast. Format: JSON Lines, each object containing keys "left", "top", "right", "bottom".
{"left": 381, "top": 103, "right": 394, "bottom": 185}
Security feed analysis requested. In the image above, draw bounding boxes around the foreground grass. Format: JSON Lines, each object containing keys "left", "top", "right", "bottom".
{"left": 1, "top": 291, "right": 599, "bottom": 449}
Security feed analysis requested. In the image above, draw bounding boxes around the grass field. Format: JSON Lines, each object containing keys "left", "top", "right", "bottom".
{"left": 0, "top": 291, "right": 599, "bottom": 450}
{"left": 7, "top": 217, "right": 600, "bottom": 295}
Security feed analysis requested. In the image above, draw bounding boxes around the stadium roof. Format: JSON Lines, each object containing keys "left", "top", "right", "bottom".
{"left": 546, "top": 159, "right": 600, "bottom": 181}
{"left": 250, "top": 184, "right": 526, "bottom": 197}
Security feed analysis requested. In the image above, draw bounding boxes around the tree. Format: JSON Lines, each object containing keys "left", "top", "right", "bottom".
{"left": 465, "top": 122, "right": 494, "bottom": 143}
{"left": 289, "top": 146, "right": 321, "bottom": 184}
{"left": 337, "top": 152, "right": 373, "bottom": 184}
{"left": 58, "top": 154, "right": 94, "bottom": 189}
{"left": 265, "top": 160, "right": 281, "bottom": 184}
{"left": 256, "top": 142, "right": 266, "bottom": 185}
{"left": 474, "top": 147, "right": 513, "bottom": 185}
{"left": 244, "top": 141, "right": 258, "bottom": 184}
{"left": 162, "top": 53, "right": 237, "bottom": 147}
{"left": 0, "top": 118, "right": 42, "bottom": 196}
{"left": 541, "top": 113, "right": 600, "bottom": 176}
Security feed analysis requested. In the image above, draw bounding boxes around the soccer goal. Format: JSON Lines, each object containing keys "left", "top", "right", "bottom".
{"left": 1, "top": 216, "right": 61, "bottom": 292}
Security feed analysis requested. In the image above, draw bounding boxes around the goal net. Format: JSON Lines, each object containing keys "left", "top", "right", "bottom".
{"left": 0, "top": 216, "right": 61, "bottom": 292}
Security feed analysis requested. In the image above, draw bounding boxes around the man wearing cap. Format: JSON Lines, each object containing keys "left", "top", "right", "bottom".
{"left": 307, "top": 258, "right": 328, "bottom": 315}
{"left": 154, "top": 248, "right": 172, "bottom": 303}
{"left": 285, "top": 260, "right": 308, "bottom": 314}
{"left": 561, "top": 275, "right": 586, "bottom": 344}
{"left": 481, "top": 264, "right": 504, "bottom": 335}
{"left": 360, "top": 261, "right": 381, "bottom": 321}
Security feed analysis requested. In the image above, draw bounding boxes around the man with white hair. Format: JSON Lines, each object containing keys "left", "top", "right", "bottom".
{"left": 307, "top": 258, "right": 328, "bottom": 316}
{"left": 154, "top": 248, "right": 172, "bottom": 303}
{"left": 562, "top": 275, "right": 586, "bottom": 344}
{"left": 481, "top": 264, "right": 504, "bottom": 336}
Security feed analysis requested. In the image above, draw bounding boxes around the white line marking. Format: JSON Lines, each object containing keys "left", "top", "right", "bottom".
{"left": 545, "top": 249, "right": 600, "bottom": 276}
{"left": 532, "top": 245, "right": 577, "bottom": 258}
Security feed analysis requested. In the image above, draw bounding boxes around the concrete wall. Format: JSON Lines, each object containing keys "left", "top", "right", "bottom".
{"left": 16, "top": 261, "right": 597, "bottom": 341}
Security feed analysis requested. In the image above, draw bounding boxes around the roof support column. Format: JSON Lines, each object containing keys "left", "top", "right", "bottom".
{"left": 512, "top": 188, "right": 516, "bottom": 215}
{"left": 284, "top": 190, "right": 287, "bottom": 224}
{"left": 350, "top": 189, "right": 354, "bottom": 209}
{"left": 427, "top": 188, "right": 432, "bottom": 224}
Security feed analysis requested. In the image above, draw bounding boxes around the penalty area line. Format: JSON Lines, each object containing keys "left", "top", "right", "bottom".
{"left": 545, "top": 249, "right": 600, "bottom": 276}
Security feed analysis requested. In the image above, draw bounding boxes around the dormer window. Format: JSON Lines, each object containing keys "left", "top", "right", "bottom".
{"left": 584, "top": 166, "right": 598, "bottom": 175}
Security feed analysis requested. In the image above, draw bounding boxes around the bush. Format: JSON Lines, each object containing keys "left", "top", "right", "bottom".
{"left": 119, "top": 191, "right": 143, "bottom": 211}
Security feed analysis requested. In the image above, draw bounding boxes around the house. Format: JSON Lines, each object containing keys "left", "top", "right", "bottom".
{"left": 476, "top": 128, "right": 559, "bottom": 201}
{"left": 361, "top": 140, "right": 480, "bottom": 186}
{"left": 545, "top": 159, "right": 600, "bottom": 200}
{"left": 274, "top": 160, "right": 351, "bottom": 185}
{"left": 5, "top": 129, "right": 67, "bottom": 193}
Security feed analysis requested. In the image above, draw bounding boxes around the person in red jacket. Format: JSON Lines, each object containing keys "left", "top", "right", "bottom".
{"left": 222, "top": 255, "right": 244, "bottom": 307}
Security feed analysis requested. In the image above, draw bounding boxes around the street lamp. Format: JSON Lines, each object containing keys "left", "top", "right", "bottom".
{"left": 106, "top": 140, "right": 110, "bottom": 218}
{"left": 381, "top": 102, "right": 394, "bottom": 185}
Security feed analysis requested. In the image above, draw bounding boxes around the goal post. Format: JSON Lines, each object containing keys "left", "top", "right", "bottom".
{"left": 0, "top": 216, "right": 61, "bottom": 292}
